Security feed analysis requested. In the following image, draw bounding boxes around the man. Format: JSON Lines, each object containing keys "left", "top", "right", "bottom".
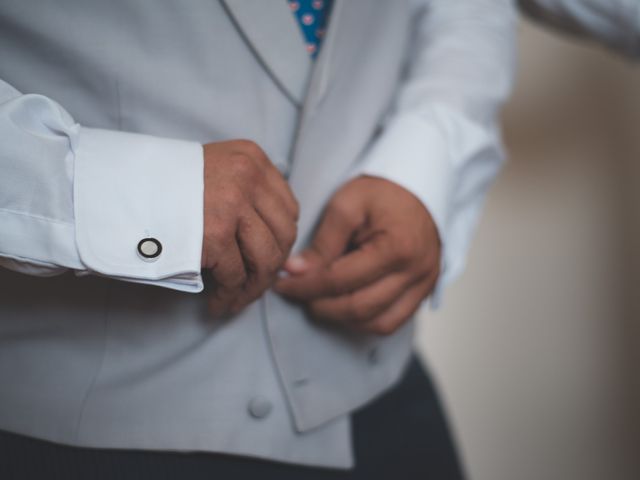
{"left": 0, "top": 1, "right": 516, "bottom": 478}
{"left": 519, "top": 0, "right": 640, "bottom": 57}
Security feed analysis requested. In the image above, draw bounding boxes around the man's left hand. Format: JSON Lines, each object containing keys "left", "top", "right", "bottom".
{"left": 274, "top": 176, "right": 441, "bottom": 335}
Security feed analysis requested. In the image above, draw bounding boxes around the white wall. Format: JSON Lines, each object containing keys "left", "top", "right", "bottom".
{"left": 416, "top": 21, "right": 640, "bottom": 480}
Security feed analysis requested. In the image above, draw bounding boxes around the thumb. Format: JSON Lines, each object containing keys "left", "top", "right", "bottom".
{"left": 283, "top": 201, "right": 364, "bottom": 275}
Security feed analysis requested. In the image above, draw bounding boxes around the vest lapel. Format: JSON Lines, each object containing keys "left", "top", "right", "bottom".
{"left": 221, "top": 0, "right": 313, "bottom": 105}
{"left": 287, "top": 0, "right": 405, "bottom": 244}
{"left": 289, "top": 0, "right": 372, "bottom": 166}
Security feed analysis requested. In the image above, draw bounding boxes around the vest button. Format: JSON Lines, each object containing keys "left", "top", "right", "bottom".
{"left": 248, "top": 396, "right": 273, "bottom": 419}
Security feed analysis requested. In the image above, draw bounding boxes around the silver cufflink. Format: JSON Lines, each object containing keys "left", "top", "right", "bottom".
{"left": 137, "top": 237, "right": 162, "bottom": 262}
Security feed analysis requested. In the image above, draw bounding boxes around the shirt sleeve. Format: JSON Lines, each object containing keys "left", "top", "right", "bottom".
{"left": 519, "top": 0, "right": 640, "bottom": 58}
{"left": 348, "top": 0, "right": 517, "bottom": 306}
{"left": 0, "top": 80, "right": 205, "bottom": 292}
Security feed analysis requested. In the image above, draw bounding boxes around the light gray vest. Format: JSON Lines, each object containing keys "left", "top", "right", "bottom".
{"left": 0, "top": 0, "right": 415, "bottom": 469}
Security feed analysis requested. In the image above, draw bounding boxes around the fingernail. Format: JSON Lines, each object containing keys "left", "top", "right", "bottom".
{"left": 286, "top": 255, "right": 308, "bottom": 273}
{"left": 277, "top": 269, "right": 290, "bottom": 279}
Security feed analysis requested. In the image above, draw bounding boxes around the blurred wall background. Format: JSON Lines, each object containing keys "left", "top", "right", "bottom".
{"left": 416, "top": 19, "right": 640, "bottom": 480}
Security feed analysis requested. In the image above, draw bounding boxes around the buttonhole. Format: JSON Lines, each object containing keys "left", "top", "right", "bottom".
{"left": 293, "top": 378, "right": 309, "bottom": 387}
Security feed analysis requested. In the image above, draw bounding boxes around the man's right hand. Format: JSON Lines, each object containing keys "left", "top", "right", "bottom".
{"left": 201, "top": 140, "right": 299, "bottom": 318}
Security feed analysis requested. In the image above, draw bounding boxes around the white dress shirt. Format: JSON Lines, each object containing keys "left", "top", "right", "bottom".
{"left": 520, "top": 0, "right": 640, "bottom": 57}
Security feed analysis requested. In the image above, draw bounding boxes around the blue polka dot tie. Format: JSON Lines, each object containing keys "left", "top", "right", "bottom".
{"left": 287, "top": 0, "right": 333, "bottom": 59}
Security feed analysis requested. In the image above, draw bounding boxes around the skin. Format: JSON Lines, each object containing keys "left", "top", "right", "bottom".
{"left": 274, "top": 175, "right": 442, "bottom": 336}
{"left": 201, "top": 139, "right": 299, "bottom": 317}
{"left": 201, "top": 142, "right": 441, "bottom": 336}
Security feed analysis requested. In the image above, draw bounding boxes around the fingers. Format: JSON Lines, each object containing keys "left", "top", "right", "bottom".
{"left": 306, "top": 272, "right": 419, "bottom": 325}
{"left": 230, "top": 210, "right": 284, "bottom": 312}
{"left": 226, "top": 141, "right": 298, "bottom": 262}
{"left": 271, "top": 175, "right": 443, "bottom": 335}
{"left": 275, "top": 199, "right": 367, "bottom": 292}
{"left": 233, "top": 139, "right": 299, "bottom": 222}
{"left": 207, "top": 211, "right": 283, "bottom": 317}
{"left": 264, "top": 167, "right": 299, "bottom": 222}
{"left": 311, "top": 200, "right": 365, "bottom": 261}
{"left": 202, "top": 139, "right": 301, "bottom": 318}
{"left": 275, "top": 232, "right": 398, "bottom": 300}
{"left": 206, "top": 227, "right": 248, "bottom": 317}
{"left": 254, "top": 184, "right": 297, "bottom": 258}
{"left": 360, "top": 275, "right": 437, "bottom": 336}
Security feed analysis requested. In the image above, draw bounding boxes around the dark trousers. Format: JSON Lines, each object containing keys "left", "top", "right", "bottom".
{"left": 0, "top": 356, "right": 465, "bottom": 479}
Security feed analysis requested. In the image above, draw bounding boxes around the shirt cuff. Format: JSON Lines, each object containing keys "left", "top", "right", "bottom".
{"left": 73, "top": 127, "right": 204, "bottom": 293}
{"left": 347, "top": 105, "right": 501, "bottom": 308}
{"left": 346, "top": 111, "right": 455, "bottom": 307}
{"left": 347, "top": 112, "right": 455, "bottom": 243}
